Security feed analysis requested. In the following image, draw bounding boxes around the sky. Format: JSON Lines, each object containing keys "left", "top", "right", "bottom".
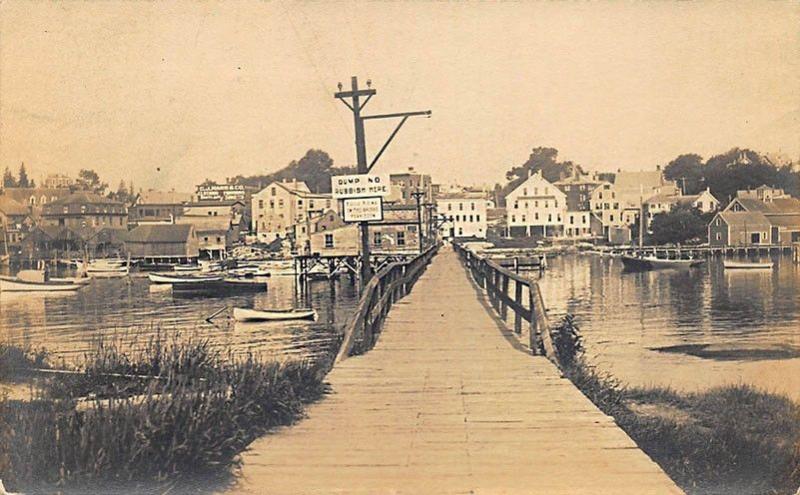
{"left": 1, "top": 1, "right": 798, "bottom": 192}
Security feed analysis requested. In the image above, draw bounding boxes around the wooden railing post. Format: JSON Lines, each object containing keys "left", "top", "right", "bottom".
{"left": 514, "top": 280, "right": 523, "bottom": 334}
{"left": 500, "top": 274, "right": 509, "bottom": 321}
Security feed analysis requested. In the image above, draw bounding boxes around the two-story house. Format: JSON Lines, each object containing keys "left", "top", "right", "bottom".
{"left": 506, "top": 171, "right": 566, "bottom": 237}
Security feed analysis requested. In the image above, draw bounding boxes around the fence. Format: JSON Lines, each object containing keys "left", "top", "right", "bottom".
{"left": 453, "top": 243, "right": 558, "bottom": 362}
{"left": 335, "top": 243, "right": 440, "bottom": 363}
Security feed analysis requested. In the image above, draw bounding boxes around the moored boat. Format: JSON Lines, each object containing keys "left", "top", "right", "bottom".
{"left": 0, "top": 270, "right": 84, "bottom": 292}
{"left": 621, "top": 255, "right": 704, "bottom": 271}
{"left": 723, "top": 260, "right": 773, "bottom": 270}
{"left": 233, "top": 307, "right": 316, "bottom": 322}
{"left": 148, "top": 272, "right": 224, "bottom": 284}
{"left": 171, "top": 278, "right": 267, "bottom": 296}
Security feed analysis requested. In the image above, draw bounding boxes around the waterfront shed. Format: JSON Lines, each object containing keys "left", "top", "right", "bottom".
{"left": 708, "top": 211, "right": 772, "bottom": 247}
{"left": 125, "top": 224, "right": 199, "bottom": 261}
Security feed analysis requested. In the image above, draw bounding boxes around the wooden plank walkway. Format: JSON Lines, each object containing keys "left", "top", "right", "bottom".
{"left": 228, "top": 247, "right": 683, "bottom": 494}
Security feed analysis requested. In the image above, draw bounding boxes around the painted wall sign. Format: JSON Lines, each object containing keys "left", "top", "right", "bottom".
{"left": 331, "top": 174, "right": 390, "bottom": 199}
{"left": 342, "top": 197, "right": 384, "bottom": 222}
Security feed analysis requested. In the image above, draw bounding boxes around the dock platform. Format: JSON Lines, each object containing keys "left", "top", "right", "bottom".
{"left": 228, "top": 248, "right": 683, "bottom": 494}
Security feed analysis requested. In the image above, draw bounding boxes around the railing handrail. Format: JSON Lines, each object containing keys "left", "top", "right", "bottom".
{"left": 453, "top": 242, "right": 559, "bottom": 365}
{"left": 335, "top": 243, "right": 439, "bottom": 364}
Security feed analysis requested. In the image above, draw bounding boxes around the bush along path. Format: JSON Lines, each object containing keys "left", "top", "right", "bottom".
{"left": 0, "top": 338, "right": 329, "bottom": 494}
{"left": 550, "top": 315, "right": 800, "bottom": 495}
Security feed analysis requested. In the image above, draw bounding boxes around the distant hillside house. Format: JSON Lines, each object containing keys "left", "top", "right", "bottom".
{"left": 1, "top": 187, "right": 71, "bottom": 219}
{"left": 125, "top": 224, "right": 200, "bottom": 262}
{"left": 554, "top": 173, "right": 604, "bottom": 212}
{"left": 645, "top": 188, "right": 720, "bottom": 224}
{"left": 40, "top": 192, "right": 127, "bottom": 230}
{"left": 505, "top": 171, "right": 566, "bottom": 237}
{"left": 389, "top": 167, "right": 433, "bottom": 205}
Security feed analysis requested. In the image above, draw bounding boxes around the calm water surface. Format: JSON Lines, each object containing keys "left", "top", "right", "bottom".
{"left": 538, "top": 254, "right": 800, "bottom": 400}
{"left": 0, "top": 273, "right": 359, "bottom": 365}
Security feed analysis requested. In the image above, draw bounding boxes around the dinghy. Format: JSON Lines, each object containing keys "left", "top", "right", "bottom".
{"left": 233, "top": 307, "right": 317, "bottom": 322}
{"left": 723, "top": 260, "right": 773, "bottom": 270}
{"left": 148, "top": 273, "right": 224, "bottom": 284}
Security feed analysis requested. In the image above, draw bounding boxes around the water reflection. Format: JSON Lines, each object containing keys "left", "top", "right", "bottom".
{"left": 0, "top": 275, "right": 359, "bottom": 365}
{"left": 538, "top": 254, "right": 800, "bottom": 400}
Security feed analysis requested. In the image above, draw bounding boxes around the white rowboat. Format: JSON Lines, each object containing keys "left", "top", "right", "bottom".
{"left": 723, "top": 260, "right": 774, "bottom": 270}
{"left": 0, "top": 275, "right": 83, "bottom": 292}
{"left": 148, "top": 273, "right": 224, "bottom": 284}
{"left": 233, "top": 307, "right": 317, "bottom": 322}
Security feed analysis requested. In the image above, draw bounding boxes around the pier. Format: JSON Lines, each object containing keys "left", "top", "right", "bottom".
{"left": 230, "top": 246, "right": 682, "bottom": 494}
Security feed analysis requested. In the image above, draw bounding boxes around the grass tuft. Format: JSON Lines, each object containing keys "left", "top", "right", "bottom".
{"left": 551, "top": 315, "right": 800, "bottom": 495}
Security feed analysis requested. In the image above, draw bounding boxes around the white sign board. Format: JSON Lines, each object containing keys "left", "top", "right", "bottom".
{"left": 342, "top": 197, "right": 383, "bottom": 222}
{"left": 331, "top": 174, "right": 390, "bottom": 199}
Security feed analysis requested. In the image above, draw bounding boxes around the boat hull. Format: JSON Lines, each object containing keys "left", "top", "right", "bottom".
{"left": 723, "top": 261, "right": 773, "bottom": 270}
{"left": 171, "top": 279, "right": 267, "bottom": 296}
{"left": 148, "top": 273, "right": 224, "bottom": 284}
{"left": 0, "top": 276, "right": 82, "bottom": 292}
{"left": 621, "top": 255, "right": 703, "bottom": 271}
{"left": 233, "top": 307, "right": 316, "bottom": 322}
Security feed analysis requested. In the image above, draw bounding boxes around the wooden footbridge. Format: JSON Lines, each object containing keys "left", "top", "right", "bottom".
{"left": 229, "top": 245, "right": 683, "bottom": 494}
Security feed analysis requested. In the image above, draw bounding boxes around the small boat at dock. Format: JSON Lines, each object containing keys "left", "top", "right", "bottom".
{"left": 148, "top": 272, "right": 224, "bottom": 284}
{"left": 171, "top": 278, "right": 267, "bottom": 296}
{"left": 621, "top": 255, "right": 704, "bottom": 271}
{"left": 0, "top": 270, "right": 84, "bottom": 292}
{"left": 233, "top": 307, "right": 317, "bottom": 322}
{"left": 723, "top": 260, "right": 773, "bottom": 270}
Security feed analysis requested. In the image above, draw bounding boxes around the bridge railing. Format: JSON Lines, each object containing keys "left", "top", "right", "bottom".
{"left": 453, "top": 243, "right": 558, "bottom": 362}
{"left": 335, "top": 243, "right": 439, "bottom": 363}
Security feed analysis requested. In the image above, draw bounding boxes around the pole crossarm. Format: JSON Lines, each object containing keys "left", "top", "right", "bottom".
{"left": 362, "top": 110, "right": 432, "bottom": 120}
{"left": 334, "top": 88, "right": 376, "bottom": 99}
{"left": 368, "top": 115, "right": 409, "bottom": 171}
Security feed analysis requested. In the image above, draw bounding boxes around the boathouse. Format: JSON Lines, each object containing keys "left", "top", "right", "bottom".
{"left": 708, "top": 211, "right": 773, "bottom": 247}
{"left": 125, "top": 224, "right": 199, "bottom": 263}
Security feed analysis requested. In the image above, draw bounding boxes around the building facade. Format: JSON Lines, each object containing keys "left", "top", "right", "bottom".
{"left": 506, "top": 172, "right": 566, "bottom": 237}
{"left": 436, "top": 192, "right": 488, "bottom": 239}
{"left": 40, "top": 192, "right": 127, "bottom": 229}
{"left": 251, "top": 180, "right": 334, "bottom": 245}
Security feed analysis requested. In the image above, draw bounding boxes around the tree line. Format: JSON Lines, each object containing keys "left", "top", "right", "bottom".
{"left": 226, "top": 149, "right": 356, "bottom": 194}
{"left": 2, "top": 165, "right": 137, "bottom": 204}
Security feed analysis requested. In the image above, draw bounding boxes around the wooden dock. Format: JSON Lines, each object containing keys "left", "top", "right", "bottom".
{"left": 228, "top": 247, "right": 683, "bottom": 494}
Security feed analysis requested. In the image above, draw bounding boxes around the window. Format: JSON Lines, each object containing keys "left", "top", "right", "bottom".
{"left": 455, "top": 215, "right": 460, "bottom": 222}
{"left": 534, "top": 201, "right": 539, "bottom": 207}
{"left": 459, "top": 203, "right": 463, "bottom": 211}
{"left": 535, "top": 212, "right": 539, "bottom": 220}
{"left": 523, "top": 188, "right": 528, "bottom": 196}
{"left": 514, "top": 202, "right": 519, "bottom": 209}
{"left": 609, "top": 214, "right": 614, "bottom": 222}
{"left": 309, "top": 200, "right": 315, "bottom": 209}
{"left": 613, "top": 203, "right": 619, "bottom": 209}
{"left": 204, "top": 236, "right": 209, "bottom": 242}
{"left": 569, "top": 215, "right": 574, "bottom": 224}
{"left": 216, "top": 237, "right": 222, "bottom": 243}
{"left": 511, "top": 215, "right": 516, "bottom": 222}
{"left": 258, "top": 200, "right": 264, "bottom": 209}
{"left": 269, "top": 200, "right": 275, "bottom": 209}
{"left": 407, "top": 225, "right": 416, "bottom": 232}
{"left": 278, "top": 199, "right": 284, "bottom": 208}
{"left": 271, "top": 187, "right": 276, "bottom": 196}
{"left": 522, "top": 215, "right": 526, "bottom": 222}
{"left": 374, "top": 232, "right": 382, "bottom": 245}
{"left": 534, "top": 187, "right": 538, "bottom": 195}
{"left": 716, "top": 233, "right": 721, "bottom": 241}
{"left": 471, "top": 202, "right": 475, "bottom": 210}
{"left": 548, "top": 214, "right": 552, "bottom": 222}
{"left": 397, "top": 232, "right": 405, "bottom": 246}
{"left": 447, "top": 203, "right": 452, "bottom": 211}
{"left": 544, "top": 202, "right": 548, "bottom": 208}
{"left": 476, "top": 214, "right": 481, "bottom": 222}
{"left": 324, "top": 234, "right": 334, "bottom": 248}
{"left": 715, "top": 218, "right": 720, "bottom": 226}
{"left": 469, "top": 215, "right": 474, "bottom": 222}
{"left": 458, "top": 227, "right": 463, "bottom": 236}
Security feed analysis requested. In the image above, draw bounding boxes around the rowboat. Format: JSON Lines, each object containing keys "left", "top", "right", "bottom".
{"left": 148, "top": 273, "right": 224, "bottom": 284}
{"left": 233, "top": 307, "right": 317, "bottom": 322}
{"left": 723, "top": 260, "right": 773, "bottom": 270}
{"left": 621, "top": 255, "right": 704, "bottom": 271}
{"left": 0, "top": 272, "right": 84, "bottom": 292}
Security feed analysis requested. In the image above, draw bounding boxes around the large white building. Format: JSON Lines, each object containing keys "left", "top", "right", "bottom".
{"left": 506, "top": 171, "right": 566, "bottom": 237}
{"left": 437, "top": 192, "right": 488, "bottom": 239}
{"left": 251, "top": 179, "right": 335, "bottom": 246}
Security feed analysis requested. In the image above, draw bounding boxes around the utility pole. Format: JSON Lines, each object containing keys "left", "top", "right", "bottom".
{"left": 411, "top": 189, "right": 426, "bottom": 253}
{"left": 335, "top": 76, "right": 431, "bottom": 287}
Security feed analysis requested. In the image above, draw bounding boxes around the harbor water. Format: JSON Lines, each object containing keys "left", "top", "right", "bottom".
{"left": 538, "top": 253, "right": 800, "bottom": 401}
{"left": 0, "top": 272, "right": 359, "bottom": 365}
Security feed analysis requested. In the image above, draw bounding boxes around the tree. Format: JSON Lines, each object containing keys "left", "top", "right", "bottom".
{"left": 229, "top": 149, "right": 353, "bottom": 193}
{"left": 17, "top": 163, "right": 30, "bottom": 188}
{"left": 500, "top": 147, "right": 581, "bottom": 202}
{"left": 75, "top": 169, "right": 108, "bottom": 194}
{"left": 703, "top": 148, "right": 780, "bottom": 204}
{"left": 663, "top": 154, "right": 704, "bottom": 195}
{"left": 649, "top": 205, "right": 710, "bottom": 245}
{"left": 2, "top": 167, "right": 16, "bottom": 188}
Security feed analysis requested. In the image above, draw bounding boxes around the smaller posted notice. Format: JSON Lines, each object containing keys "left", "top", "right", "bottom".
{"left": 342, "top": 197, "right": 384, "bottom": 222}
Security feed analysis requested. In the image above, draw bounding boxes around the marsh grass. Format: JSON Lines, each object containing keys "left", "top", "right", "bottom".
{"left": 551, "top": 315, "right": 800, "bottom": 495}
{"left": 0, "top": 337, "right": 329, "bottom": 493}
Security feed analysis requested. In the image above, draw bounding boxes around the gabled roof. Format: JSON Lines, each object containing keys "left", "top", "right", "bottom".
{"left": 137, "top": 190, "right": 192, "bottom": 205}
{"left": 767, "top": 214, "right": 800, "bottom": 229}
{"left": 0, "top": 195, "right": 29, "bottom": 216}
{"left": 716, "top": 211, "right": 772, "bottom": 228}
{"left": 729, "top": 197, "right": 800, "bottom": 215}
{"left": 50, "top": 191, "right": 122, "bottom": 206}
{"left": 126, "top": 224, "right": 194, "bottom": 244}
{"left": 613, "top": 170, "right": 666, "bottom": 193}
